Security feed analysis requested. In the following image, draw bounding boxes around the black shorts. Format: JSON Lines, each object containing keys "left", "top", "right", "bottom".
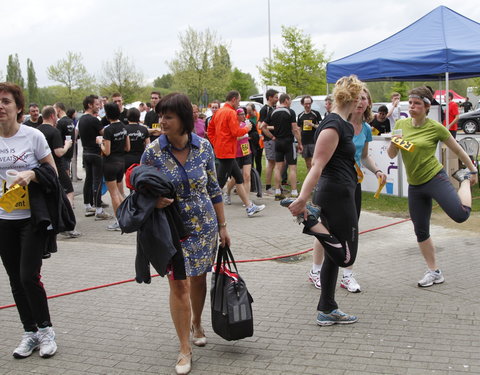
{"left": 275, "top": 138, "right": 297, "bottom": 165}
{"left": 103, "top": 161, "right": 125, "bottom": 183}
{"left": 58, "top": 166, "right": 74, "bottom": 194}
{"left": 236, "top": 154, "right": 252, "bottom": 168}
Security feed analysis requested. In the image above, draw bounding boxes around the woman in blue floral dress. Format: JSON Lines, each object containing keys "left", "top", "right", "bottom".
{"left": 141, "top": 93, "right": 230, "bottom": 375}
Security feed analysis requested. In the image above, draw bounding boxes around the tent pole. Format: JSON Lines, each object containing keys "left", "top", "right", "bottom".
{"left": 445, "top": 72, "right": 449, "bottom": 129}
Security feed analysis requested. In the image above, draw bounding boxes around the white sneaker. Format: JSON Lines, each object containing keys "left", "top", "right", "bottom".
{"left": 223, "top": 193, "right": 231, "bottom": 205}
{"left": 246, "top": 203, "right": 266, "bottom": 217}
{"left": 106, "top": 221, "right": 121, "bottom": 231}
{"left": 340, "top": 274, "right": 361, "bottom": 293}
{"left": 418, "top": 270, "right": 445, "bottom": 287}
{"left": 308, "top": 269, "right": 321, "bottom": 289}
{"left": 13, "top": 331, "right": 39, "bottom": 358}
{"left": 37, "top": 327, "right": 57, "bottom": 358}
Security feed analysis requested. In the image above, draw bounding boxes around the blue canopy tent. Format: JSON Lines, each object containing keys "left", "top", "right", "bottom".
{"left": 326, "top": 6, "right": 480, "bottom": 83}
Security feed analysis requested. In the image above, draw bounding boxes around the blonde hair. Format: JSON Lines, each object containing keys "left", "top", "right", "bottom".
{"left": 362, "top": 87, "right": 374, "bottom": 123}
{"left": 333, "top": 75, "right": 365, "bottom": 108}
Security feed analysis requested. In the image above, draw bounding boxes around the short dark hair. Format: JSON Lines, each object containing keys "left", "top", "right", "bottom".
{"left": 104, "top": 102, "right": 120, "bottom": 120}
{"left": 0, "top": 82, "right": 25, "bottom": 121}
{"left": 378, "top": 105, "right": 388, "bottom": 113}
{"left": 279, "top": 93, "right": 290, "bottom": 104}
{"left": 151, "top": 91, "right": 161, "bottom": 97}
{"left": 29, "top": 103, "right": 39, "bottom": 109}
{"left": 54, "top": 102, "right": 66, "bottom": 111}
{"left": 146, "top": 102, "right": 152, "bottom": 108}
{"left": 83, "top": 95, "right": 99, "bottom": 110}
{"left": 41, "top": 106, "right": 56, "bottom": 121}
{"left": 111, "top": 92, "right": 122, "bottom": 98}
{"left": 265, "top": 89, "right": 279, "bottom": 100}
{"left": 66, "top": 108, "right": 76, "bottom": 119}
{"left": 300, "top": 95, "right": 312, "bottom": 105}
{"left": 157, "top": 93, "right": 194, "bottom": 135}
{"left": 127, "top": 107, "right": 141, "bottom": 122}
{"left": 226, "top": 90, "right": 240, "bottom": 102}
{"left": 448, "top": 92, "right": 454, "bottom": 99}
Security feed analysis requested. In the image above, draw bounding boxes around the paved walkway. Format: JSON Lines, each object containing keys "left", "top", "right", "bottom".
{"left": 1, "top": 177, "right": 479, "bottom": 374}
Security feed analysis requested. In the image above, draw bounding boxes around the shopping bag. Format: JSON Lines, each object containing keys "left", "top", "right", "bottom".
{"left": 211, "top": 245, "right": 254, "bottom": 341}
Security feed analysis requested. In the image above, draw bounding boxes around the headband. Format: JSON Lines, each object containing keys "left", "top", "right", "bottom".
{"left": 409, "top": 94, "right": 431, "bottom": 105}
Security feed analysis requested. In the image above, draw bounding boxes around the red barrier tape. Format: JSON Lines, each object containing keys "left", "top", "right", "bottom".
{"left": 0, "top": 217, "right": 412, "bottom": 310}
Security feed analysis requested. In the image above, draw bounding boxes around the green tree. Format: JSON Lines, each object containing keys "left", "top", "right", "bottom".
{"left": 26, "top": 58, "right": 38, "bottom": 104}
{"left": 100, "top": 49, "right": 143, "bottom": 103}
{"left": 6, "top": 54, "right": 24, "bottom": 88}
{"left": 228, "top": 68, "right": 257, "bottom": 100}
{"left": 153, "top": 73, "right": 173, "bottom": 89}
{"left": 389, "top": 82, "right": 409, "bottom": 99}
{"left": 258, "top": 26, "right": 329, "bottom": 97}
{"left": 168, "top": 27, "right": 231, "bottom": 104}
{"left": 47, "top": 51, "right": 94, "bottom": 107}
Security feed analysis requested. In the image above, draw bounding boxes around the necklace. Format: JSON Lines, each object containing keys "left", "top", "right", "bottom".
{"left": 167, "top": 135, "right": 190, "bottom": 151}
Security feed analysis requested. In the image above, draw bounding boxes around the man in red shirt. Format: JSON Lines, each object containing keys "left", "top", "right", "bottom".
{"left": 208, "top": 90, "right": 266, "bottom": 217}
{"left": 443, "top": 92, "right": 459, "bottom": 139}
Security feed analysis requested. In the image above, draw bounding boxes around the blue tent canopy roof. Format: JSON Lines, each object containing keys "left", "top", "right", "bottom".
{"left": 326, "top": 6, "right": 480, "bottom": 83}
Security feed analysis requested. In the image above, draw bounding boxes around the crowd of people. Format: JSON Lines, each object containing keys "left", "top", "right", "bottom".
{"left": 0, "top": 78, "right": 478, "bottom": 374}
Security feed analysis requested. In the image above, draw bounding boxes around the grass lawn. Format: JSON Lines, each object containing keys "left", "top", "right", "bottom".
{"left": 260, "top": 154, "right": 480, "bottom": 215}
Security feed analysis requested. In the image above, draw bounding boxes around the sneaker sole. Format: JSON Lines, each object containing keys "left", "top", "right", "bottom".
{"left": 340, "top": 283, "right": 361, "bottom": 293}
{"left": 417, "top": 278, "right": 445, "bottom": 288}
{"left": 316, "top": 318, "right": 358, "bottom": 326}
{"left": 308, "top": 276, "right": 322, "bottom": 290}
{"left": 95, "top": 217, "right": 112, "bottom": 221}
{"left": 13, "top": 347, "right": 38, "bottom": 359}
{"left": 85, "top": 212, "right": 95, "bottom": 217}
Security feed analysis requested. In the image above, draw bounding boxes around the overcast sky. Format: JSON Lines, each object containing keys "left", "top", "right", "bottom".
{"left": 2, "top": 0, "right": 480, "bottom": 92}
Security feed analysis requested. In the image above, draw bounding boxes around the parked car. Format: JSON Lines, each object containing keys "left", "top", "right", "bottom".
{"left": 458, "top": 108, "right": 480, "bottom": 134}
{"left": 290, "top": 95, "right": 327, "bottom": 118}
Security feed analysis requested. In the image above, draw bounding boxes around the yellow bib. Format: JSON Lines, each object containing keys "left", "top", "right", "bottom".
{"left": 0, "top": 184, "right": 30, "bottom": 212}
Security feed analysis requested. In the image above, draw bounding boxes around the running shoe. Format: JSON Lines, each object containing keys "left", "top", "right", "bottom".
{"left": 418, "top": 269, "right": 444, "bottom": 287}
{"left": 452, "top": 168, "right": 472, "bottom": 182}
{"left": 246, "top": 203, "right": 266, "bottom": 217}
{"left": 265, "top": 188, "right": 275, "bottom": 196}
{"left": 223, "top": 193, "right": 231, "bottom": 205}
{"left": 95, "top": 211, "right": 114, "bottom": 221}
{"left": 106, "top": 221, "right": 121, "bottom": 231}
{"left": 37, "top": 327, "right": 57, "bottom": 358}
{"left": 308, "top": 269, "right": 321, "bottom": 289}
{"left": 60, "top": 230, "right": 82, "bottom": 239}
{"left": 274, "top": 193, "right": 285, "bottom": 201}
{"left": 340, "top": 274, "right": 361, "bottom": 293}
{"left": 85, "top": 207, "right": 96, "bottom": 217}
{"left": 13, "top": 331, "right": 39, "bottom": 359}
{"left": 316, "top": 309, "right": 358, "bottom": 326}
{"left": 279, "top": 198, "right": 321, "bottom": 222}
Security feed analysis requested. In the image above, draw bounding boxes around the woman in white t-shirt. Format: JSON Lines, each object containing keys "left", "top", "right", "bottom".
{"left": 0, "top": 82, "right": 58, "bottom": 359}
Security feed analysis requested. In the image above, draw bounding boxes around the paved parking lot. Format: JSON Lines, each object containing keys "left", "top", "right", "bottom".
{"left": 1, "top": 179, "right": 479, "bottom": 374}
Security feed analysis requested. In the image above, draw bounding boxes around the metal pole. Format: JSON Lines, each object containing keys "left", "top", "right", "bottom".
{"left": 445, "top": 72, "right": 449, "bottom": 129}
{"left": 268, "top": 0, "right": 272, "bottom": 85}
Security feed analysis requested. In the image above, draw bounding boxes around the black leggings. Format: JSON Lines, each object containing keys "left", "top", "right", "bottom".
{"left": 253, "top": 148, "right": 263, "bottom": 177}
{"left": 409, "top": 169, "right": 470, "bottom": 242}
{"left": 311, "top": 179, "right": 358, "bottom": 312}
{"left": 83, "top": 153, "right": 103, "bottom": 207}
{"left": 0, "top": 218, "right": 51, "bottom": 331}
{"left": 217, "top": 158, "right": 244, "bottom": 188}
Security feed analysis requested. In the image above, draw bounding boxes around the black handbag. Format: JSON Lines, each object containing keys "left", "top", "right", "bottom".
{"left": 211, "top": 245, "right": 254, "bottom": 341}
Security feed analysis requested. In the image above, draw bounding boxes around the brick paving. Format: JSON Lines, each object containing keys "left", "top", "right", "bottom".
{"left": 1, "top": 177, "right": 479, "bottom": 374}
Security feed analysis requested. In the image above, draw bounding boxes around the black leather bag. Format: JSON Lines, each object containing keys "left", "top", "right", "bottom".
{"left": 211, "top": 245, "right": 254, "bottom": 341}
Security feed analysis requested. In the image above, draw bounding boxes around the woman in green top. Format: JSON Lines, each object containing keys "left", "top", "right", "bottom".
{"left": 387, "top": 86, "right": 478, "bottom": 288}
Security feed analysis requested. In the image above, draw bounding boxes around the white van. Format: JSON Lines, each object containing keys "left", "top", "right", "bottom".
{"left": 290, "top": 95, "right": 328, "bottom": 118}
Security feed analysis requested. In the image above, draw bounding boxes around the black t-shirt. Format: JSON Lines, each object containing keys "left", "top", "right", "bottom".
{"left": 125, "top": 123, "right": 149, "bottom": 155}
{"left": 265, "top": 107, "right": 296, "bottom": 140}
{"left": 103, "top": 121, "right": 127, "bottom": 162}
{"left": 78, "top": 114, "right": 103, "bottom": 154}
{"left": 259, "top": 105, "right": 274, "bottom": 141}
{"left": 23, "top": 117, "right": 43, "bottom": 128}
{"left": 144, "top": 110, "right": 160, "bottom": 142}
{"left": 101, "top": 108, "right": 129, "bottom": 126}
{"left": 298, "top": 110, "right": 322, "bottom": 145}
{"left": 37, "top": 123, "right": 64, "bottom": 168}
{"left": 314, "top": 113, "right": 356, "bottom": 186}
{"left": 370, "top": 117, "right": 391, "bottom": 134}
{"left": 56, "top": 116, "right": 75, "bottom": 159}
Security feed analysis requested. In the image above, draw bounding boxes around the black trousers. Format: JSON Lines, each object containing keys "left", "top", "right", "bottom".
{"left": 82, "top": 153, "right": 103, "bottom": 207}
{"left": 0, "top": 218, "right": 51, "bottom": 331}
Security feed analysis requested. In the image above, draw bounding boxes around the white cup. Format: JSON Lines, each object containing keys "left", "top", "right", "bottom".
{"left": 5, "top": 169, "right": 18, "bottom": 188}
{"left": 96, "top": 136, "right": 103, "bottom": 143}
{"left": 65, "top": 135, "right": 72, "bottom": 142}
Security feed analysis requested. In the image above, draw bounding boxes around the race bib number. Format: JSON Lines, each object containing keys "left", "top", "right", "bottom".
{"left": 241, "top": 143, "right": 250, "bottom": 156}
{"left": 0, "top": 183, "right": 30, "bottom": 212}
{"left": 151, "top": 123, "right": 161, "bottom": 129}
{"left": 303, "top": 120, "right": 313, "bottom": 131}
